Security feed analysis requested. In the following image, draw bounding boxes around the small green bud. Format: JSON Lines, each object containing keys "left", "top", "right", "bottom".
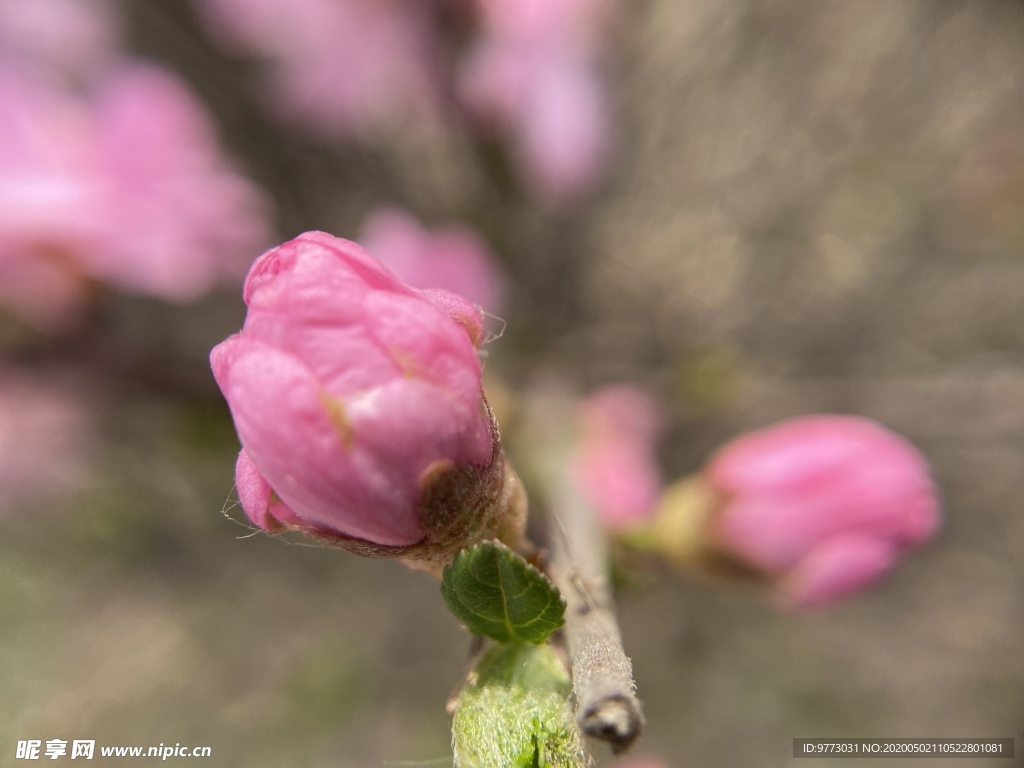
{"left": 451, "top": 643, "right": 586, "bottom": 768}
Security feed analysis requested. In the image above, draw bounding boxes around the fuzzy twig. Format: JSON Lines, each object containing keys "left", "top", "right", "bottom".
{"left": 549, "top": 473, "right": 645, "bottom": 754}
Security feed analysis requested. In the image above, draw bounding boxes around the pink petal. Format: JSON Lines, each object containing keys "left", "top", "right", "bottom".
{"left": 234, "top": 448, "right": 303, "bottom": 531}
{"left": 781, "top": 536, "right": 898, "bottom": 610}
{"left": 213, "top": 335, "right": 424, "bottom": 546}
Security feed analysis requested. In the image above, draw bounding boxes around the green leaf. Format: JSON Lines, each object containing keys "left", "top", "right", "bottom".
{"left": 451, "top": 643, "right": 586, "bottom": 768}
{"left": 441, "top": 540, "right": 566, "bottom": 644}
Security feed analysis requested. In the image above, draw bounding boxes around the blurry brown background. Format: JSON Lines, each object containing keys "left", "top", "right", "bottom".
{"left": 4, "top": 1, "right": 1023, "bottom": 766}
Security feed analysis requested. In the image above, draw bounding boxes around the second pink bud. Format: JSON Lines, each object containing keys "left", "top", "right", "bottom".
{"left": 652, "top": 415, "right": 940, "bottom": 609}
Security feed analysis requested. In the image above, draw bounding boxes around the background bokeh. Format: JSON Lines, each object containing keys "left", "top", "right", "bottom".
{"left": 3, "top": 1, "right": 1023, "bottom": 766}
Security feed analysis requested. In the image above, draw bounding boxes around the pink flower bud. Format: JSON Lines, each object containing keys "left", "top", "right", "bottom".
{"left": 702, "top": 415, "right": 940, "bottom": 608}
{"left": 212, "top": 232, "right": 523, "bottom": 564}
{"left": 570, "top": 385, "right": 663, "bottom": 530}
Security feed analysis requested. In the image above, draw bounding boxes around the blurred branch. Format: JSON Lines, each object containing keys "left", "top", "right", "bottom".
{"left": 549, "top": 469, "right": 645, "bottom": 754}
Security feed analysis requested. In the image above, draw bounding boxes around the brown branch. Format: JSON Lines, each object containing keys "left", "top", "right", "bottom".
{"left": 549, "top": 472, "right": 645, "bottom": 754}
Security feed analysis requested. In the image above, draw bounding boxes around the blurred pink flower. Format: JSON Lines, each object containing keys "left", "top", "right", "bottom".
{"left": 359, "top": 207, "right": 504, "bottom": 312}
{"left": 0, "top": 60, "right": 269, "bottom": 330}
{"left": 705, "top": 415, "right": 940, "bottom": 609}
{"left": 0, "top": 366, "right": 91, "bottom": 510}
{"left": 476, "top": 0, "right": 610, "bottom": 48}
{"left": 0, "top": 249, "right": 91, "bottom": 332}
{"left": 212, "top": 232, "right": 517, "bottom": 562}
{"left": 570, "top": 385, "right": 663, "bottom": 529}
{"left": 0, "top": 63, "right": 102, "bottom": 330}
{"left": 459, "top": 0, "right": 611, "bottom": 205}
{"left": 0, "top": 0, "right": 119, "bottom": 79}
{"left": 85, "top": 63, "right": 271, "bottom": 299}
{"left": 578, "top": 382, "right": 662, "bottom": 444}
{"left": 197, "top": 0, "right": 442, "bottom": 137}
{"left": 517, "top": 56, "right": 608, "bottom": 206}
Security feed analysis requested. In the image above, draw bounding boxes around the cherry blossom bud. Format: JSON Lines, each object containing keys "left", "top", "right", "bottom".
{"left": 569, "top": 385, "right": 663, "bottom": 529}
{"left": 212, "top": 232, "right": 525, "bottom": 565}
{"left": 651, "top": 416, "right": 940, "bottom": 609}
